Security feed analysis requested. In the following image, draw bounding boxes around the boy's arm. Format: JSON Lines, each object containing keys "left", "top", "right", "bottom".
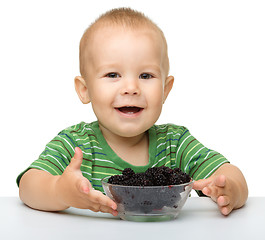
{"left": 19, "top": 147, "right": 118, "bottom": 215}
{"left": 193, "top": 163, "right": 248, "bottom": 216}
{"left": 19, "top": 169, "right": 64, "bottom": 211}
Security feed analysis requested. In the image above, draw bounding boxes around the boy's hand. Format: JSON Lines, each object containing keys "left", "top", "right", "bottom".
{"left": 193, "top": 175, "right": 238, "bottom": 216}
{"left": 192, "top": 163, "right": 248, "bottom": 216}
{"left": 55, "top": 147, "right": 118, "bottom": 216}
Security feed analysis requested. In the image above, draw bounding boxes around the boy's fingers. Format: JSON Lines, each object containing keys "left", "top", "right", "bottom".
{"left": 203, "top": 183, "right": 226, "bottom": 201}
{"left": 202, "top": 186, "right": 212, "bottom": 197}
{"left": 78, "top": 178, "right": 92, "bottom": 194}
{"left": 88, "top": 190, "right": 117, "bottom": 210}
{"left": 99, "top": 205, "right": 118, "bottom": 216}
{"left": 220, "top": 204, "right": 233, "bottom": 216}
{"left": 214, "top": 175, "right": 226, "bottom": 188}
{"left": 70, "top": 147, "right": 83, "bottom": 170}
{"left": 193, "top": 178, "right": 212, "bottom": 191}
{"left": 217, "top": 195, "right": 230, "bottom": 207}
{"left": 194, "top": 176, "right": 234, "bottom": 216}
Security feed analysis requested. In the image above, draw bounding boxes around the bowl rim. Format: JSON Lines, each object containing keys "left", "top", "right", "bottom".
{"left": 101, "top": 176, "right": 194, "bottom": 188}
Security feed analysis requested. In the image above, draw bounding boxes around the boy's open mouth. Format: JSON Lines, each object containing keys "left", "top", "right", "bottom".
{"left": 115, "top": 106, "right": 144, "bottom": 114}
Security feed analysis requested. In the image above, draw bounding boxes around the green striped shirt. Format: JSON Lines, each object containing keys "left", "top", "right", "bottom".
{"left": 17, "top": 121, "right": 229, "bottom": 192}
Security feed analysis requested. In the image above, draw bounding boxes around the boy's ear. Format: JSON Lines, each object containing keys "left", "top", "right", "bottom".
{"left": 163, "top": 75, "right": 174, "bottom": 103}
{"left": 74, "top": 76, "right": 91, "bottom": 104}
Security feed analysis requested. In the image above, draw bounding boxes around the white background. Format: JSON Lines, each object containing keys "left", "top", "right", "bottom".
{"left": 0, "top": 0, "right": 264, "bottom": 197}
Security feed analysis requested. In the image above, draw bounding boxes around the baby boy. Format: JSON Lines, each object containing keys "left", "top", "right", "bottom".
{"left": 17, "top": 8, "right": 248, "bottom": 216}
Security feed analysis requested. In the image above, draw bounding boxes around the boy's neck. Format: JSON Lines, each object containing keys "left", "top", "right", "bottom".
{"left": 98, "top": 123, "right": 149, "bottom": 166}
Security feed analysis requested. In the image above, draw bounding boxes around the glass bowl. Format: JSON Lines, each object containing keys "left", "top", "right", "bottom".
{"left": 102, "top": 176, "right": 194, "bottom": 222}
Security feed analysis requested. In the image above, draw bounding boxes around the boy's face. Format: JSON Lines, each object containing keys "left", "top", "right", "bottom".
{"left": 75, "top": 26, "right": 174, "bottom": 138}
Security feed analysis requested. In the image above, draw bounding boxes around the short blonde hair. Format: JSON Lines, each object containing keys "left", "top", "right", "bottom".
{"left": 79, "top": 8, "right": 169, "bottom": 78}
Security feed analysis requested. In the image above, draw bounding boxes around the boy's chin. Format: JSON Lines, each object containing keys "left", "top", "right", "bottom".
{"left": 98, "top": 120, "right": 156, "bottom": 138}
{"left": 114, "top": 127, "right": 148, "bottom": 138}
{"left": 103, "top": 124, "right": 150, "bottom": 138}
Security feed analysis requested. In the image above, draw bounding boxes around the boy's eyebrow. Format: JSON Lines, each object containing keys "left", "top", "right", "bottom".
{"left": 95, "top": 64, "right": 162, "bottom": 73}
{"left": 140, "top": 64, "right": 163, "bottom": 76}
{"left": 95, "top": 64, "right": 118, "bottom": 73}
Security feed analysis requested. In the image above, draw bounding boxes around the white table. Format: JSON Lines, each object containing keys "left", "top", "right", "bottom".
{"left": 1, "top": 197, "right": 264, "bottom": 240}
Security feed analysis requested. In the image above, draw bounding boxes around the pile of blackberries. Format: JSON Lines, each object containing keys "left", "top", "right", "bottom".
{"left": 107, "top": 166, "right": 191, "bottom": 214}
{"left": 108, "top": 166, "right": 191, "bottom": 186}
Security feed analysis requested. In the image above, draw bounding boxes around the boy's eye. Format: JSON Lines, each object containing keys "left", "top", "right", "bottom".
{"left": 105, "top": 72, "right": 120, "bottom": 78}
{"left": 139, "top": 73, "right": 153, "bottom": 79}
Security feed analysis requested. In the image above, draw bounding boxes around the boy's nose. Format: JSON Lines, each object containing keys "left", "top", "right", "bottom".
{"left": 120, "top": 78, "right": 140, "bottom": 96}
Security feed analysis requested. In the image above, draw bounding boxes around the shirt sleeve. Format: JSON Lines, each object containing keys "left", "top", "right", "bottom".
{"left": 176, "top": 128, "right": 230, "bottom": 180}
{"left": 16, "top": 129, "right": 75, "bottom": 186}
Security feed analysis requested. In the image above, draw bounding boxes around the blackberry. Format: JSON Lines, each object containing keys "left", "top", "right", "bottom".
{"left": 108, "top": 175, "right": 126, "bottom": 185}
{"left": 163, "top": 167, "right": 174, "bottom": 177}
{"left": 173, "top": 167, "right": 182, "bottom": 174}
{"left": 145, "top": 167, "right": 155, "bottom": 179}
{"left": 122, "top": 168, "right": 135, "bottom": 177}
{"left": 153, "top": 173, "right": 167, "bottom": 186}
